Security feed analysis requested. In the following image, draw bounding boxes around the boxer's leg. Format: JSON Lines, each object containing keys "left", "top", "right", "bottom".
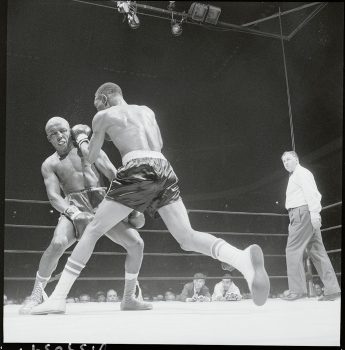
{"left": 31, "top": 199, "right": 132, "bottom": 314}
{"left": 105, "top": 221, "right": 152, "bottom": 310}
{"left": 19, "top": 217, "right": 76, "bottom": 314}
{"left": 158, "top": 199, "right": 270, "bottom": 306}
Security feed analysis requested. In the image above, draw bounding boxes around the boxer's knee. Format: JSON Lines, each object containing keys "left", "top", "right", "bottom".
{"left": 83, "top": 220, "right": 106, "bottom": 241}
{"left": 177, "top": 228, "right": 196, "bottom": 252}
{"left": 125, "top": 235, "right": 144, "bottom": 255}
{"left": 48, "top": 236, "right": 69, "bottom": 255}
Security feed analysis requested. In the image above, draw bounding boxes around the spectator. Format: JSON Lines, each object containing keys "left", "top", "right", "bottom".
{"left": 156, "top": 294, "right": 164, "bottom": 301}
{"left": 242, "top": 292, "right": 252, "bottom": 299}
{"left": 178, "top": 273, "right": 211, "bottom": 302}
{"left": 142, "top": 293, "right": 152, "bottom": 301}
{"left": 22, "top": 296, "right": 31, "bottom": 304}
{"left": 79, "top": 293, "right": 91, "bottom": 303}
{"left": 4, "top": 294, "right": 7, "bottom": 305}
{"left": 95, "top": 291, "right": 106, "bottom": 302}
{"left": 66, "top": 297, "right": 75, "bottom": 303}
{"left": 212, "top": 274, "right": 242, "bottom": 301}
{"left": 313, "top": 283, "right": 324, "bottom": 297}
{"left": 106, "top": 289, "right": 119, "bottom": 302}
{"left": 164, "top": 291, "right": 176, "bottom": 301}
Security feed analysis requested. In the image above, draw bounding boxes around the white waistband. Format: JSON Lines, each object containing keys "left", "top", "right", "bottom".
{"left": 122, "top": 150, "right": 166, "bottom": 165}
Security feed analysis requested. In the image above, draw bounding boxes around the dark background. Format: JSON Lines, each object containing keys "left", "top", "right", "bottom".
{"left": 4, "top": 1, "right": 343, "bottom": 300}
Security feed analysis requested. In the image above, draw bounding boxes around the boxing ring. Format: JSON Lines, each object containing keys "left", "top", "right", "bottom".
{"left": 3, "top": 198, "right": 342, "bottom": 346}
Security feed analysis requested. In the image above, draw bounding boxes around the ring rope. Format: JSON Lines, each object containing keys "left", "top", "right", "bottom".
{"left": 4, "top": 273, "right": 341, "bottom": 282}
{"left": 5, "top": 198, "right": 341, "bottom": 212}
{"left": 3, "top": 225, "right": 288, "bottom": 236}
{"left": 188, "top": 209, "right": 287, "bottom": 217}
{"left": 4, "top": 249, "right": 340, "bottom": 256}
{"left": 4, "top": 224, "right": 341, "bottom": 235}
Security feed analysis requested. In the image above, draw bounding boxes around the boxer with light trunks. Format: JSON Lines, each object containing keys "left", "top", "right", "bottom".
{"left": 20, "top": 117, "right": 151, "bottom": 314}
{"left": 32, "top": 83, "right": 270, "bottom": 314}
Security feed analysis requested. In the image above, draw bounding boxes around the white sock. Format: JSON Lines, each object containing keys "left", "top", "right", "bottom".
{"left": 125, "top": 272, "right": 138, "bottom": 280}
{"left": 51, "top": 269, "right": 78, "bottom": 299}
{"left": 50, "top": 258, "right": 85, "bottom": 299}
{"left": 216, "top": 242, "right": 254, "bottom": 287}
{"left": 36, "top": 271, "right": 51, "bottom": 282}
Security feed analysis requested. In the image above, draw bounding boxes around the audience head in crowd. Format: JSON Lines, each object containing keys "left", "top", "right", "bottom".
{"left": 178, "top": 273, "right": 211, "bottom": 302}
{"left": 79, "top": 293, "right": 91, "bottom": 303}
{"left": 95, "top": 291, "right": 106, "bottom": 302}
{"left": 313, "top": 283, "right": 323, "bottom": 297}
{"left": 164, "top": 291, "right": 176, "bottom": 301}
{"left": 212, "top": 273, "right": 242, "bottom": 301}
{"left": 106, "top": 289, "right": 119, "bottom": 302}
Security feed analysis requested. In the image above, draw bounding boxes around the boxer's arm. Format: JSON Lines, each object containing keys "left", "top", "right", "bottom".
{"left": 88, "top": 112, "right": 107, "bottom": 164}
{"left": 41, "top": 161, "right": 69, "bottom": 213}
{"left": 94, "top": 149, "right": 117, "bottom": 182}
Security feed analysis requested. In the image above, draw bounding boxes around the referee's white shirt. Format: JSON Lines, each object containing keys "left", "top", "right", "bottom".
{"left": 285, "top": 163, "right": 322, "bottom": 220}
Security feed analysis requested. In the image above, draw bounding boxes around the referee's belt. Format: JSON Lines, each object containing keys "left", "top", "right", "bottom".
{"left": 287, "top": 204, "right": 308, "bottom": 212}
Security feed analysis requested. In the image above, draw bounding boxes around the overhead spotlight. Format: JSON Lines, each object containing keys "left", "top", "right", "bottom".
{"left": 167, "top": 1, "right": 176, "bottom": 11}
{"left": 116, "top": 1, "right": 130, "bottom": 14}
{"left": 171, "top": 19, "right": 182, "bottom": 36}
{"left": 188, "top": 2, "right": 221, "bottom": 25}
{"left": 128, "top": 12, "right": 140, "bottom": 29}
{"left": 116, "top": 1, "right": 140, "bottom": 29}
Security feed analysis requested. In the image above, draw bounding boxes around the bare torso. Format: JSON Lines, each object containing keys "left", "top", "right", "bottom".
{"left": 45, "top": 147, "right": 102, "bottom": 195}
{"left": 97, "top": 104, "right": 162, "bottom": 158}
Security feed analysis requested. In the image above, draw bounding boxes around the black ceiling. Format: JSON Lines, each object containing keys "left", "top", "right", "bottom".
{"left": 5, "top": 1, "right": 343, "bottom": 211}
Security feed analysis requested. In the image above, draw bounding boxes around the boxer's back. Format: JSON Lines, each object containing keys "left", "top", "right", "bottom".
{"left": 97, "top": 104, "right": 163, "bottom": 157}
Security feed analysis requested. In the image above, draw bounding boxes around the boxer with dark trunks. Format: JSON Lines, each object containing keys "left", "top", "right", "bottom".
{"left": 21, "top": 117, "right": 151, "bottom": 314}
{"left": 32, "top": 83, "right": 270, "bottom": 314}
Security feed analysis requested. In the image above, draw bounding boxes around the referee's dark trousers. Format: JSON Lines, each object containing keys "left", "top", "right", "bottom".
{"left": 286, "top": 205, "right": 340, "bottom": 294}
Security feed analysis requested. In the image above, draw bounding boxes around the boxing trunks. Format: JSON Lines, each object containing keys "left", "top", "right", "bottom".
{"left": 106, "top": 150, "right": 181, "bottom": 218}
{"left": 66, "top": 187, "right": 106, "bottom": 214}
{"left": 61, "top": 187, "right": 106, "bottom": 239}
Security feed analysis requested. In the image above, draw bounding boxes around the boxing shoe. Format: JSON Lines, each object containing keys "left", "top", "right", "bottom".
{"left": 120, "top": 297, "right": 153, "bottom": 311}
{"left": 30, "top": 296, "right": 66, "bottom": 315}
{"left": 241, "top": 244, "right": 270, "bottom": 306}
{"left": 318, "top": 292, "right": 341, "bottom": 301}
{"left": 19, "top": 281, "right": 48, "bottom": 315}
{"left": 19, "top": 299, "right": 41, "bottom": 315}
{"left": 281, "top": 291, "right": 307, "bottom": 301}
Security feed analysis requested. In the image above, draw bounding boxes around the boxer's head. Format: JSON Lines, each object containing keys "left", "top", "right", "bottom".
{"left": 281, "top": 151, "right": 299, "bottom": 173}
{"left": 45, "top": 117, "right": 72, "bottom": 153}
{"left": 94, "top": 82, "right": 123, "bottom": 111}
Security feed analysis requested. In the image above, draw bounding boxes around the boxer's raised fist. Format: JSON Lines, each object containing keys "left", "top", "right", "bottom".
{"left": 71, "top": 124, "right": 91, "bottom": 148}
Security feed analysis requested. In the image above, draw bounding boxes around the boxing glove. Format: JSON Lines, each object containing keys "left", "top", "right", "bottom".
{"left": 71, "top": 124, "right": 91, "bottom": 148}
{"left": 125, "top": 211, "right": 145, "bottom": 229}
{"left": 63, "top": 205, "right": 94, "bottom": 239}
